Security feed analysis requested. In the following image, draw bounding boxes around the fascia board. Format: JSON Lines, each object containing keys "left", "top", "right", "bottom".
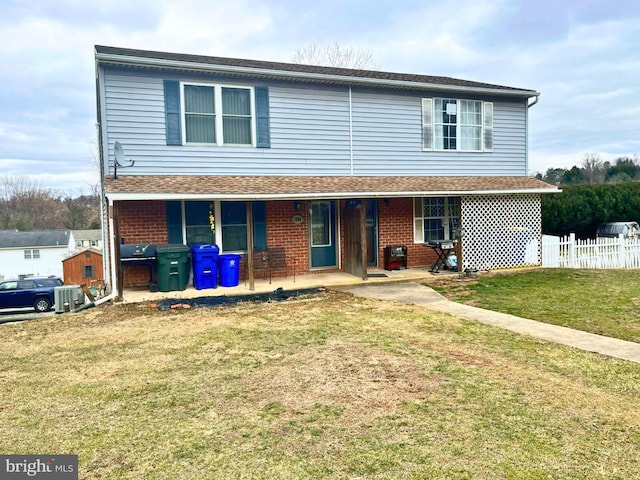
{"left": 107, "top": 188, "right": 560, "bottom": 203}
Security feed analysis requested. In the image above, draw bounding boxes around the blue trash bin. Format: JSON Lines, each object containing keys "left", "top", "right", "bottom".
{"left": 218, "top": 253, "right": 242, "bottom": 287}
{"left": 191, "top": 244, "right": 219, "bottom": 290}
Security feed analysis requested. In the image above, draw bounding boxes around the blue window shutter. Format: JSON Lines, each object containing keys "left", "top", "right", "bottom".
{"left": 164, "top": 80, "right": 182, "bottom": 145}
{"left": 252, "top": 201, "right": 267, "bottom": 250}
{"left": 255, "top": 86, "right": 270, "bottom": 148}
{"left": 166, "top": 201, "right": 183, "bottom": 243}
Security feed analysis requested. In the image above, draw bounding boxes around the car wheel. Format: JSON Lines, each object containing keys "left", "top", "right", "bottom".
{"left": 34, "top": 297, "right": 52, "bottom": 313}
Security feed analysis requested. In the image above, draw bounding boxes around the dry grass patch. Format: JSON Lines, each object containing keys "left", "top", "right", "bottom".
{"left": 1, "top": 290, "right": 639, "bottom": 479}
{"left": 245, "top": 339, "right": 438, "bottom": 418}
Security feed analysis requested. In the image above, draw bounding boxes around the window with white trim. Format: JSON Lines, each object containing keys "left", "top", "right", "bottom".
{"left": 182, "top": 83, "right": 254, "bottom": 146}
{"left": 422, "top": 98, "right": 493, "bottom": 152}
{"left": 413, "top": 197, "right": 460, "bottom": 243}
{"left": 23, "top": 249, "right": 40, "bottom": 259}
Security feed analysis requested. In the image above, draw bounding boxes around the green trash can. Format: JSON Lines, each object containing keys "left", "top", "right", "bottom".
{"left": 155, "top": 244, "right": 191, "bottom": 292}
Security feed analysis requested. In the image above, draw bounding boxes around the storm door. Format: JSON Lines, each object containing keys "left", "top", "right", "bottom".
{"left": 309, "top": 201, "right": 337, "bottom": 269}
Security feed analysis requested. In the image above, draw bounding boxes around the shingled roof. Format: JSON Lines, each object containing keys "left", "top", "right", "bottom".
{"left": 0, "top": 230, "right": 72, "bottom": 249}
{"left": 104, "top": 175, "right": 558, "bottom": 200}
{"left": 95, "top": 45, "right": 538, "bottom": 97}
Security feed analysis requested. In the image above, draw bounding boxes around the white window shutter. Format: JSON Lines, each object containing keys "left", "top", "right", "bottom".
{"left": 422, "top": 98, "right": 433, "bottom": 151}
{"left": 483, "top": 102, "right": 493, "bottom": 152}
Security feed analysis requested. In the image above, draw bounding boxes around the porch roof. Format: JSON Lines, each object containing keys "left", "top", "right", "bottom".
{"left": 104, "top": 175, "right": 558, "bottom": 202}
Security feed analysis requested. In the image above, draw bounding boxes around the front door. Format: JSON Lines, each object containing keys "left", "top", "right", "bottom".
{"left": 310, "top": 201, "right": 337, "bottom": 269}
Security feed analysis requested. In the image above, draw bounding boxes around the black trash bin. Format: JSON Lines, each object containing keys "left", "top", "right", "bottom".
{"left": 156, "top": 244, "right": 191, "bottom": 292}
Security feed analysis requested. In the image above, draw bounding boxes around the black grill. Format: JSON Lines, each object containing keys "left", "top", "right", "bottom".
{"left": 120, "top": 244, "right": 157, "bottom": 286}
{"left": 120, "top": 244, "right": 157, "bottom": 262}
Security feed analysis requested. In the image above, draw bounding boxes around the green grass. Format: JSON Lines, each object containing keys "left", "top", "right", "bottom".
{"left": 430, "top": 269, "right": 640, "bottom": 342}
{"left": 1, "top": 291, "right": 639, "bottom": 479}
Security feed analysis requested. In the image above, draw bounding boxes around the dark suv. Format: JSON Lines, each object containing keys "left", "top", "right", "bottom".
{"left": 0, "top": 277, "right": 63, "bottom": 312}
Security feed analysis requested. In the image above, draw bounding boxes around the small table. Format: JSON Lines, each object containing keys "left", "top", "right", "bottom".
{"left": 426, "top": 240, "right": 457, "bottom": 273}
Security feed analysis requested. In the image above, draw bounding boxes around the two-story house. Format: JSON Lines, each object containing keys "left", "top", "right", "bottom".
{"left": 0, "top": 229, "right": 75, "bottom": 280}
{"left": 95, "top": 45, "right": 558, "bottom": 297}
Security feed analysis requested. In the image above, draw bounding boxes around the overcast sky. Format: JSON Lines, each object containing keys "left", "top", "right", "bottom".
{"left": 0, "top": 0, "right": 638, "bottom": 194}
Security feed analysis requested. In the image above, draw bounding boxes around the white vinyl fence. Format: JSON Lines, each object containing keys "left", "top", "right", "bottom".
{"left": 542, "top": 233, "right": 640, "bottom": 269}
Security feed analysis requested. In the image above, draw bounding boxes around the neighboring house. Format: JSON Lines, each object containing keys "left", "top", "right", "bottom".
{"left": 94, "top": 45, "right": 559, "bottom": 296}
{"left": 0, "top": 230, "right": 75, "bottom": 280}
{"left": 62, "top": 248, "right": 104, "bottom": 286}
{"left": 73, "top": 229, "right": 103, "bottom": 251}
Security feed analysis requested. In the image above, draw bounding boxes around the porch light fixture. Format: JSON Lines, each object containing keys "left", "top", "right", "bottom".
{"left": 293, "top": 201, "right": 302, "bottom": 211}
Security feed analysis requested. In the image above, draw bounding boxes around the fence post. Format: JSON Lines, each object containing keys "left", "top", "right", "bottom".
{"left": 619, "top": 234, "right": 625, "bottom": 268}
{"left": 569, "top": 233, "right": 576, "bottom": 268}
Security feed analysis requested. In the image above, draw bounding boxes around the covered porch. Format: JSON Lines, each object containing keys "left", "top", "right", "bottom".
{"left": 118, "top": 266, "right": 443, "bottom": 305}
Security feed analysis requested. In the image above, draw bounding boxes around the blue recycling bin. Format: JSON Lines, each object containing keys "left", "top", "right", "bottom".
{"left": 191, "top": 244, "right": 219, "bottom": 290}
{"left": 218, "top": 253, "right": 242, "bottom": 287}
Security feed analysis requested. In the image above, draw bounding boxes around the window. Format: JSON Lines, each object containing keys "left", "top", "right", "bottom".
{"left": 413, "top": 197, "right": 460, "bottom": 243}
{"left": 83, "top": 265, "right": 94, "bottom": 278}
{"left": 182, "top": 83, "right": 253, "bottom": 146}
{"left": 178, "top": 200, "right": 267, "bottom": 252}
{"left": 219, "top": 201, "right": 267, "bottom": 252}
{"left": 23, "top": 249, "right": 40, "bottom": 259}
{"left": 310, "top": 201, "right": 332, "bottom": 247}
{"left": 185, "top": 201, "right": 216, "bottom": 246}
{"left": 423, "top": 99, "right": 493, "bottom": 152}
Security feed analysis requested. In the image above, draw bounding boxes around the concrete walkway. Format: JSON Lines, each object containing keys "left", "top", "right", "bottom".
{"left": 338, "top": 281, "right": 640, "bottom": 364}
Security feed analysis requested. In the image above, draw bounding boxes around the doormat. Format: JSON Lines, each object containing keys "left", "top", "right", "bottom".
{"left": 368, "top": 273, "right": 388, "bottom": 278}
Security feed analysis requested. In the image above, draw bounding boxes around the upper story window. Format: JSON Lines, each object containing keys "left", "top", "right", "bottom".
{"left": 182, "top": 83, "right": 254, "bottom": 146}
{"left": 24, "top": 249, "right": 40, "bottom": 259}
{"left": 422, "top": 98, "right": 493, "bottom": 152}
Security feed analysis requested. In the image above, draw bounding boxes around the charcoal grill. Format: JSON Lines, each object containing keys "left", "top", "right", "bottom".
{"left": 120, "top": 244, "right": 157, "bottom": 287}
{"left": 426, "top": 240, "right": 457, "bottom": 273}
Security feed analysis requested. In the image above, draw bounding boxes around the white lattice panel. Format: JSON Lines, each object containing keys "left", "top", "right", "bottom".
{"left": 460, "top": 194, "right": 541, "bottom": 270}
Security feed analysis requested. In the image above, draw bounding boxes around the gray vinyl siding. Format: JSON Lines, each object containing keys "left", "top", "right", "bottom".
{"left": 350, "top": 90, "right": 527, "bottom": 176}
{"left": 101, "top": 68, "right": 528, "bottom": 177}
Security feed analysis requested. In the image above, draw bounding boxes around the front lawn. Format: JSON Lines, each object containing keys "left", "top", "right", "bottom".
{"left": 430, "top": 268, "right": 640, "bottom": 343}
{"left": 1, "top": 290, "right": 639, "bottom": 479}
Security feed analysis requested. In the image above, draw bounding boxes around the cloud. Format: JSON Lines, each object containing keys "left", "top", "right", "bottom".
{"left": 0, "top": 0, "right": 639, "bottom": 192}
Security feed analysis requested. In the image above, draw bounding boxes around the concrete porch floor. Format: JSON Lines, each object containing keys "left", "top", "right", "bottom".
{"left": 119, "top": 266, "right": 450, "bottom": 304}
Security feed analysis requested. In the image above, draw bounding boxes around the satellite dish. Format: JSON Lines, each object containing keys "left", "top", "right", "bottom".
{"left": 112, "top": 141, "right": 134, "bottom": 179}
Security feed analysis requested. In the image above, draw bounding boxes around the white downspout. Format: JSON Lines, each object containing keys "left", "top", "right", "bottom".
{"left": 526, "top": 94, "right": 540, "bottom": 174}
{"left": 95, "top": 197, "right": 120, "bottom": 305}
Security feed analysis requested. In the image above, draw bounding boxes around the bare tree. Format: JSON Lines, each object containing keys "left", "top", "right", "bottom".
{"left": 0, "top": 176, "right": 100, "bottom": 231}
{"left": 0, "top": 175, "right": 63, "bottom": 230}
{"left": 291, "top": 42, "right": 378, "bottom": 69}
{"left": 582, "top": 153, "right": 605, "bottom": 184}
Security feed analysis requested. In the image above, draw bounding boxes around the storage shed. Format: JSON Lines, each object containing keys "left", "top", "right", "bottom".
{"left": 62, "top": 248, "right": 104, "bottom": 286}
{"left": 596, "top": 222, "right": 640, "bottom": 239}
